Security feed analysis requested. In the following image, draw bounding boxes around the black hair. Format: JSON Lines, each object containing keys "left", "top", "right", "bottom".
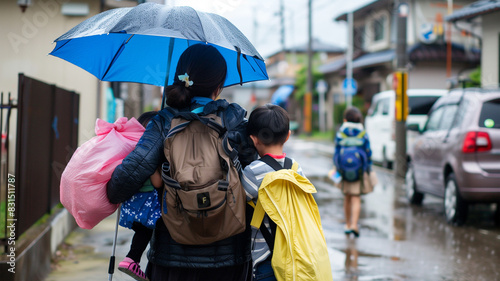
{"left": 166, "top": 44, "right": 227, "bottom": 109}
{"left": 137, "top": 111, "right": 158, "bottom": 128}
{"left": 344, "top": 107, "right": 363, "bottom": 123}
{"left": 247, "top": 104, "right": 290, "bottom": 145}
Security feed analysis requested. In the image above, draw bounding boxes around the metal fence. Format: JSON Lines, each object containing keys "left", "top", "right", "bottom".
{"left": 0, "top": 74, "right": 79, "bottom": 251}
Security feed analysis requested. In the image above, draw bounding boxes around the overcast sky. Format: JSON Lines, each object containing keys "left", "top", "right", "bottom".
{"left": 168, "top": 0, "right": 375, "bottom": 58}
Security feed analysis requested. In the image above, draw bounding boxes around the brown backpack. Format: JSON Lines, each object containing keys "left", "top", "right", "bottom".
{"left": 160, "top": 109, "right": 246, "bottom": 245}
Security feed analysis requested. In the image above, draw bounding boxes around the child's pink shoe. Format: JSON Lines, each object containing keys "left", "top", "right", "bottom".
{"left": 118, "top": 257, "right": 149, "bottom": 281}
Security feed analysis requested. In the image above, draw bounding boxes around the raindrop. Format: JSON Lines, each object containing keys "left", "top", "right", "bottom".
{"left": 470, "top": 236, "right": 475, "bottom": 242}
{"left": 492, "top": 250, "right": 496, "bottom": 255}
{"left": 467, "top": 254, "right": 471, "bottom": 259}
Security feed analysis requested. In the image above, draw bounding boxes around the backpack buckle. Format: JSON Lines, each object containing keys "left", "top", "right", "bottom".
{"left": 217, "top": 180, "right": 229, "bottom": 191}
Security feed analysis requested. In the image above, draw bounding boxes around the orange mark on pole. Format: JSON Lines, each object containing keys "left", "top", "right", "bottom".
{"left": 303, "top": 92, "right": 312, "bottom": 134}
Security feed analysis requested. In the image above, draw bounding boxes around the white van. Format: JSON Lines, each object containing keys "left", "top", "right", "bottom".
{"left": 365, "top": 89, "right": 447, "bottom": 168}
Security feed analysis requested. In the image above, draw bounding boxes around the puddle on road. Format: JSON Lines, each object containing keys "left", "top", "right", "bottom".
{"left": 307, "top": 166, "right": 500, "bottom": 281}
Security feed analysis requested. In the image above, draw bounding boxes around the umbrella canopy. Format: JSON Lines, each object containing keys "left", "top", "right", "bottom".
{"left": 50, "top": 3, "right": 268, "bottom": 88}
{"left": 270, "top": 85, "right": 294, "bottom": 106}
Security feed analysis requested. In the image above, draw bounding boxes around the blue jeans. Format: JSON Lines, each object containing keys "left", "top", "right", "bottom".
{"left": 254, "top": 259, "right": 276, "bottom": 281}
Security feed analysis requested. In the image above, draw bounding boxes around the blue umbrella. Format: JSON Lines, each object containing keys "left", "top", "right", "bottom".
{"left": 49, "top": 3, "right": 268, "bottom": 107}
{"left": 270, "top": 85, "right": 295, "bottom": 106}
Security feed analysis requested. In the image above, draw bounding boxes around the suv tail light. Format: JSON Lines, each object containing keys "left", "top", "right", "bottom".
{"left": 462, "top": 131, "right": 492, "bottom": 153}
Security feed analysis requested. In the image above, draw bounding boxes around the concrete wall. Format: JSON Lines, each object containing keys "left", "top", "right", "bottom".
{"left": 481, "top": 13, "right": 500, "bottom": 87}
{"left": 0, "top": 208, "right": 77, "bottom": 281}
{"left": 0, "top": 0, "right": 104, "bottom": 145}
{"left": 409, "top": 62, "right": 469, "bottom": 89}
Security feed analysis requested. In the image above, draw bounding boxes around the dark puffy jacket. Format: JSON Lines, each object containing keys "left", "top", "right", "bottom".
{"left": 107, "top": 99, "right": 255, "bottom": 268}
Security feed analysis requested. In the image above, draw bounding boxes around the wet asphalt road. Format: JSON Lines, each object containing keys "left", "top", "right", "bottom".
{"left": 285, "top": 138, "right": 500, "bottom": 281}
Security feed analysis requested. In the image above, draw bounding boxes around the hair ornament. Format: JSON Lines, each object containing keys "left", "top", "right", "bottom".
{"left": 178, "top": 73, "right": 194, "bottom": 88}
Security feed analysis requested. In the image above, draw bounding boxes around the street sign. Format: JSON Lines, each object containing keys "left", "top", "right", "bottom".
{"left": 342, "top": 78, "right": 357, "bottom": 96}
{"left": 419, "top": 23, "right": 437, "bottom": 44}
{"left": 316, "top": 79, "right": 328, "bottom": 132}
{"left": 316, "top": 79, "right": 328, "bottom": 94}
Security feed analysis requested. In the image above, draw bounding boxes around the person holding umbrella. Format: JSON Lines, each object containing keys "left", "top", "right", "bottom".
{"left": 107, "top": 43, "right": 255, "bottom": 280}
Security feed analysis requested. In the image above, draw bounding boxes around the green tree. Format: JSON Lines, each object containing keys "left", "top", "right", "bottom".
{"left": 465, "top": 67, "right": 481, "bottom": 88}
{"left": 294, "top": 65, "right": 324, "bottom": 102}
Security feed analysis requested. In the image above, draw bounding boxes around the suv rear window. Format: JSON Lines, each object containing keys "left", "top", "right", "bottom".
{"left": 409, "top": 96, "right": 441, "bottom": 115}
{"left": 479, "top": 99, "right": 500, "bottom": 128}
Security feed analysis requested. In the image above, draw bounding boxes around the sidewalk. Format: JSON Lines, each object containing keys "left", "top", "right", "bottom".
{"left": 46, "top": 212, "right": 147, "bottom": 281}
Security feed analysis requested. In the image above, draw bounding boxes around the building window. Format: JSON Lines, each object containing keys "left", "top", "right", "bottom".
{"left": 373, "top": 15, "right": 386, "bottom": 42}
{"left": 354, "top": 25, "right": 365, "bottom": 51}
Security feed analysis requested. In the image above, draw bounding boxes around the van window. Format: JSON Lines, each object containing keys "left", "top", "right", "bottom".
{"left": 376, "top": 98, "right": 390, "bottom": 116}
{"left": 478, "top": 99, "right": 500, "bottom": 129}
{"left": 409, "top": 96, "right": 441, "bottom": 115}
{"left": 439, "top": 105, "right": 458, "bottom": 130}
{"left": 452, "top": 99, "right": 470, "bottom": 129}
{"left": 425, "top": 106, "right": 445, "bottom": 132}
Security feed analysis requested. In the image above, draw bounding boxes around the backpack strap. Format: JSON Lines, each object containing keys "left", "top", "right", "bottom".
{"left": 259, "top": 155, "right": 293, "bottom": 171}
{"left": 167, "top": 111, "right": 226, "bottom": 138}
{"left": 252, "top": 155, "right": 293, "bottom": 255}
{"left": 339, "top": 129, "right": 366, "bottom": 140}
{"left": 162, "top": 110, "right": 238, "bottom": 192}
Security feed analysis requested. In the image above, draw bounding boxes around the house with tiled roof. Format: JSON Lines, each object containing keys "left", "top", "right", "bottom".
{"left": 319, "top": 0, "right": 480, "bottom": 111}
{"left": 447, "top": 0, "right": 500, "bottom": 87}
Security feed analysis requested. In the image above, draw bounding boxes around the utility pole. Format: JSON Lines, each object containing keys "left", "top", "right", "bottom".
{"left": 251, "top": 5, "right": 258, "bottom": 105}
{"left": 346, "top": 11, "right": 354, "bottom": 108}
{"left": 279, "top": 0, "right": 285, "bottom": 53}
{"left": 394, "top": 0, "right": 409, "bottom": 178}
{"left": 304, "top": 0, "right": 313, "bottom": 134}
{"left": 446, "top": 0, "right": 453, "bottom": 77}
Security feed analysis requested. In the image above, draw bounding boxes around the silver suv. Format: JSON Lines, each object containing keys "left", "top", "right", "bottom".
{"left": 406, "top": 88, "right": 500, "bottom": 225}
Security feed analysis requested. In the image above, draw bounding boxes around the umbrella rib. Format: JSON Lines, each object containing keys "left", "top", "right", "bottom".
{"left": 51, "top": 39, "right": 72, "bottom": 54}
{"left": 102, "top": 34, "right": 134, "bottom": 80}
{"left": 242, "top": 55, "right": 256, "bottom": 72}
{"left": 253, "top": 56, "right": 269, "bottom": 80}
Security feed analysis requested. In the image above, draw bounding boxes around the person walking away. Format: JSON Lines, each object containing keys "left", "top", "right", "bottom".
{"left": 117, "top": 111, "right": 162, "bottom": 281}
{"left": 334, "top": 107, "right": 372, "bottom": 238}
{"left": 242, "top": 104, "right": 332, "bottom": 281}
{"left": 107, "top": 43, "right": 256, "bottom": 281}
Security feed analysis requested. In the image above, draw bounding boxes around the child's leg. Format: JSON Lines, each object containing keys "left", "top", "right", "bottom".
{"left": 127, "top": 222, "right": 154, "bottom": 263}
{"left": 344, "top": 194, "right": 352, "bottom": 229}
{"left": 350, "top": 195, "right": 361, "bottom": 231}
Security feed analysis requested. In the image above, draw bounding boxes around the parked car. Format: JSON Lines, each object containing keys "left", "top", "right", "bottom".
{"left": 365, "top": 89, "right": 447, "bottom": 168}
{"left": 406, "top": 88, "right": 500, "bottom": 225}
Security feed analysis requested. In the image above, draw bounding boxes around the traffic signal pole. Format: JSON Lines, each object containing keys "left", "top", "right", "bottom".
{"left": 346, "top": 11, "right": 353, "bottom": 108}
{"left": 304, "top": 0, "right": 313, "bottom": 134}
{"left": 394, "top": 1, "right": 409, "bottom": 179}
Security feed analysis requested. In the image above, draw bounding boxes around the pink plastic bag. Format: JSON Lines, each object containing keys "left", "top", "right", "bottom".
{"left": 60, "top": 117, "right": 145, "bottom": 229}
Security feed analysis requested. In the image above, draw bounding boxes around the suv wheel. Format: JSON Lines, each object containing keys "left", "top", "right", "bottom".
{"left": 444, "top": 173, "right": 468, "bottom": 226}
{"left": 405, "top": 162, "right": 424, "bottom": 205}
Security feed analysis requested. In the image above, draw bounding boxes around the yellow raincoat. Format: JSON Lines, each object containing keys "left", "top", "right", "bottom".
{"left": 250, "top": 162, "right": 333, "bottom": 281}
